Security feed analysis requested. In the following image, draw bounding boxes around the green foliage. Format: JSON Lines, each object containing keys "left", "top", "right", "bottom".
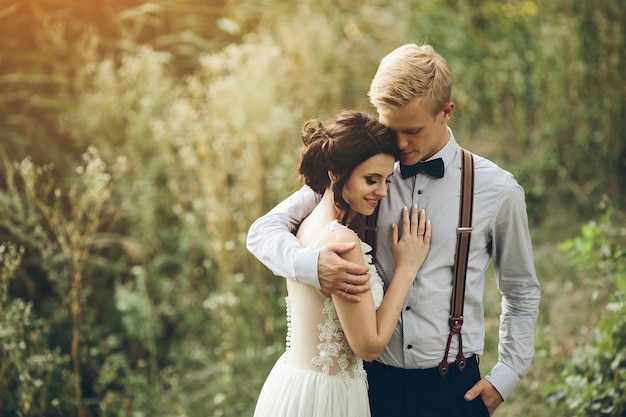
{"left": 1, "top": 35, "right": 305, "bottom": 416}
{"left": 548, "top": 209, "right": 626, "bottom": 416}
{"left": 0, "top": 148, "right": 130, "bottom": 416}
{"left": 557, "top": 207, "right": 625, "bottom": 289}
{"left": 0, "top": 295, "right": 73, "bottom": 417}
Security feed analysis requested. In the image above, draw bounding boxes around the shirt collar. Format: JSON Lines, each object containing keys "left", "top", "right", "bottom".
{"left": 395, "top": 127, "right": 459, "bottom": 176}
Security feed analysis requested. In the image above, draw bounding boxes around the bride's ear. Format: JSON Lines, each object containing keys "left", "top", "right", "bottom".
{"left": 328, "top": 170, "right": 339, "bottom": 183}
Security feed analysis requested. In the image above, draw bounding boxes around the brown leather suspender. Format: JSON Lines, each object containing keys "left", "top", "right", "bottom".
{"left": 438, "top": 148, "right": 475, "bottom": 377}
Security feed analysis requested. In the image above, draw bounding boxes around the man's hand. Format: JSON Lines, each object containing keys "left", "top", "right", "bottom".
{"left": 464, "top": 379, "right": 504, "bottom": 415}
{"left": 318, "top": 242, "right": 370, "bottom": 302}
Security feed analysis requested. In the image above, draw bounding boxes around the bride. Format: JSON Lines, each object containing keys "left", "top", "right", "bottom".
{"left": 251, "top": 110, "right": 431, "bottom": 417}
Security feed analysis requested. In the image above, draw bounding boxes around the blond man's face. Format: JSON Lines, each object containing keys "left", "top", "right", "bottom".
{"left": 378, "top": 99, "right": 453, "bottom": 165}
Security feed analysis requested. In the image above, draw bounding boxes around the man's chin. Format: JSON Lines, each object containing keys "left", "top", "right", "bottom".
{"left": 401, "top": 157, "right": 420, "bottom": 165}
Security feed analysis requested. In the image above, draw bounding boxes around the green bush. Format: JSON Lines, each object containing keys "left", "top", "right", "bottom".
{"left": 0, "top": 149, "right": 128, "bottom": 416}
{"left": 2, "top": 27, "right": 366, "bottom": 414}
{"left": 548, "top": 208, "right": 626, "bottom": 416}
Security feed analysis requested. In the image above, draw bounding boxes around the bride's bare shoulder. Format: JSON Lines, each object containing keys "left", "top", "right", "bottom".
{"left": 318, "top": 223, "right": 360, "bottom": 246}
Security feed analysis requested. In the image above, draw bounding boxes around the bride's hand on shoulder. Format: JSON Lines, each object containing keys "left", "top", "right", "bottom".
{"left": 391, "top": 204, "right": 431, "bottom": 278}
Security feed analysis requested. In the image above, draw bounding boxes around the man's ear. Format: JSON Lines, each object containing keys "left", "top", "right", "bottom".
{"left": 441, "top": 102, "right": 455, "bottom": 123}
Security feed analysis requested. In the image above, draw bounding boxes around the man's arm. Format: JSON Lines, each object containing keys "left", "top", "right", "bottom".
{"left": 246, "top": 186, "right": 321, "bottom": 287}
{"left": 483, "top": 178, "right": 541, "bottom": 401}
{"left": 246, "top": 186, "right": 371, "bottom": 299}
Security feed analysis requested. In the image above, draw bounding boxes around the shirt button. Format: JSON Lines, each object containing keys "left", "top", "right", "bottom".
{"left": 417, "top": 189, "right": 423, "bottom": 194}
{"left": 405, "top": 306, "right": 411, "bottom": 311}
{"left": 407, "top": 344, "right": 413, "bottom": 349}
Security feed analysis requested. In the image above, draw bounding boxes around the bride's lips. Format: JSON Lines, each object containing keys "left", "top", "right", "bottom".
{"left": 365, "top": 198, "right": 379, "bottom": 209}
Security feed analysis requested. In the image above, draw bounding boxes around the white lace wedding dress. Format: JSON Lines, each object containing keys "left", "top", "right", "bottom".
{"left": 253, "top": 221, "right": 384, "bottom": 417}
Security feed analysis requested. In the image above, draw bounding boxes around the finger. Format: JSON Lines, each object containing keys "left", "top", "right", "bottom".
{"left": 324, "top": 241, "right": 358, "bottom": 255}
{"left": 332, "top": 280, "right": 371, "bottom": 303}
{"left": 343, "top": 271, "right": 372, "bottom": 286}
{"left": 320, "top": 243, "right": 370, "bottom": 276}
{"left": 322, "top": 270, "right": 371, "bottom": 291}
{"left": 417, "top": 208, "right": 426, "bottom": 237}
{"left": 465, "top": 380, "right": 503, "bottom": 415}
{"left": 463, "top": 382, "right": 484, "bottom": 401}
{"left": 401, "top": 206, "right": 410, "bottom": 239}
{"left": 424, "top": 218, "right": 432, "bottom": 242}
{"left": 391, "top": 222, "right": 399, "bottom": 245}
{"left": 342, "top": 281, "right": 371, "bottom": 295}
{"left": 410, "top": 203, "right": 419, "bottom": 236}
{"left": 464, "top": 379, "right": 494, "bottom": 401}
{"left": 342, "top": 262, "right": 371, "bottom": 278}
{"left": 333, "top": 289, "right": 362, "bottom": 303}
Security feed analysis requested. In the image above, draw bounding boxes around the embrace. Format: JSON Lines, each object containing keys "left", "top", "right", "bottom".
{"left": 247, "top": 43, "right": 541, "bottom": 417}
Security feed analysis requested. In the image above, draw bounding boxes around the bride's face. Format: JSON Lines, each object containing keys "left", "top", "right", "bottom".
{"left": 341, "top": 153, "right": 395, "bottom": 219}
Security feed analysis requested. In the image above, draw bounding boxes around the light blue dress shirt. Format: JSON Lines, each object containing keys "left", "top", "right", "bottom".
{"left": 246, "top": 130, "right": 541, "bottom": 400}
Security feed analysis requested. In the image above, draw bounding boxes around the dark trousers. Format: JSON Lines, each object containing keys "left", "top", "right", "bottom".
{"left": 366, "top": 356, "right": 489, "bottom": 417}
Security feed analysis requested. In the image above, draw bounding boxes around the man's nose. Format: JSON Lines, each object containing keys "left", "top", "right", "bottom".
{"left": 396, "top": 134, "right": 410, "bottom": 149}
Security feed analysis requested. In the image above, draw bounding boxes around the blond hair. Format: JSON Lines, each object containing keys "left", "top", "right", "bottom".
{"left": 368, "top": 44, "right": 452, "bottom": 117}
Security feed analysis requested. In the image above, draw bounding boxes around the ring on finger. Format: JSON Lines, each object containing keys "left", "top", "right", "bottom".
{"left": 344, "top": 283, "right": 351, "bottom": 293}
{"left": 417, "top": 233, "right": 424, "bottom": 237}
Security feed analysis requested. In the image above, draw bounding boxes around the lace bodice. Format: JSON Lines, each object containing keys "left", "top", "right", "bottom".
{"left": 284, "top": 221, "right": 384, "bottom": 381}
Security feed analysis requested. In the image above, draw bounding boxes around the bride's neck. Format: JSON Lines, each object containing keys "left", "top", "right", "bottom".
{"left": 319, "top": 188, "right": 354, "bottom": 226}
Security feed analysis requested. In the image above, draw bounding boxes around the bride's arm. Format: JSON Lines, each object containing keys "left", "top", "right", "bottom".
{"left": 332, "top": 205, "right": 431, "bottom": 361}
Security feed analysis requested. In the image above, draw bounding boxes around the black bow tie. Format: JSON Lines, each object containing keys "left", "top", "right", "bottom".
{"left": 400, "top": 158, "right": 445, "bottom": 179}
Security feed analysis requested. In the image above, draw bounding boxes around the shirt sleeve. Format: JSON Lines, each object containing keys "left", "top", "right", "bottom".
{"left": 246, "top": 186, "right": 322, "bottom": 288}
{"left": 484, "top": 176, "right": 541, "bottom": 400}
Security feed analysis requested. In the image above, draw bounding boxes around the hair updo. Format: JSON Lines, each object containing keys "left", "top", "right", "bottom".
{"left": 298, "top": 110, "right": 400, "bottom": 217}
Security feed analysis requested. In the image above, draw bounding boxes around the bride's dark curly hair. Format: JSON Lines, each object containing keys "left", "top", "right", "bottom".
{"left": 298, "top": 110, "right": 400, "bottom": 224}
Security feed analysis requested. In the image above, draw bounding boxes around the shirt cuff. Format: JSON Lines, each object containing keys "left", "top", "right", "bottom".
{"left": 294, "top": 247, "right": 321, "bottom": 289}
{"left": 484, "top": 361, "right": 521, "bottom": 401}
